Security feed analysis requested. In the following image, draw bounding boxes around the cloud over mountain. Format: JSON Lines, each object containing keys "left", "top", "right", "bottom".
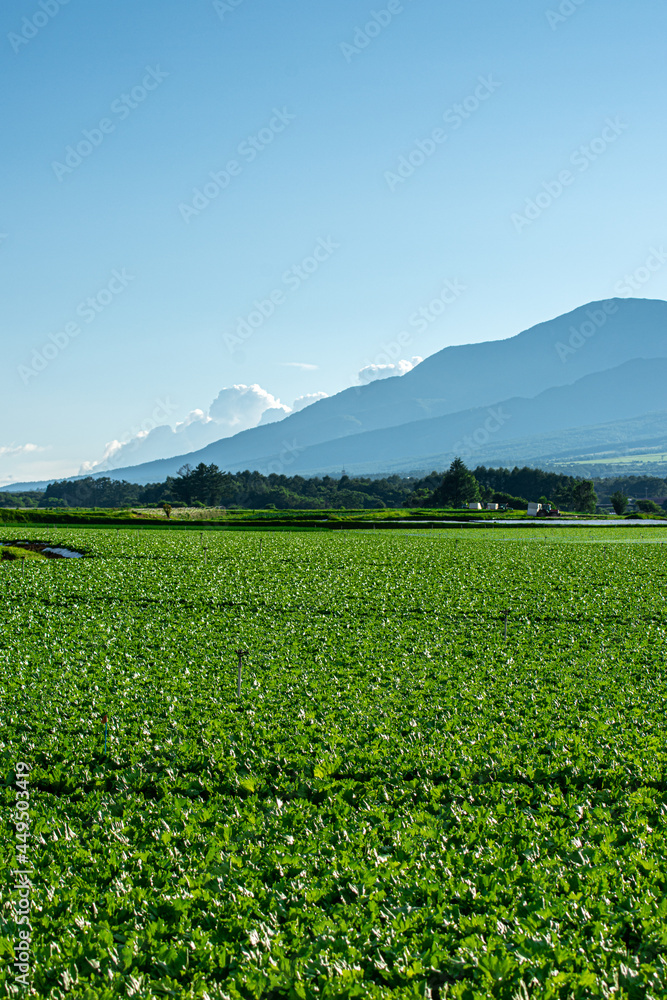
{"left": 291, "top": 392, "right": 329, "bottom": 411}
{"left": 84, "top": 384, "right": 327, "bottom": 473}
{"left": 358, "top": 357, "right": 423, "bottom": 383}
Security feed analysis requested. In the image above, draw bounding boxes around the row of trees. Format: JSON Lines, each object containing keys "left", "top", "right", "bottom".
{"left": 8, "top": 462, "right": 664, "bottom": 513}
{"left": 39, "top": 469, "right": 418, "bottom": 511}
{"left": 427, "top": 459, "right": 599, "bottom": 511}
{"left": 0, "top": 491, "right": 44, "bottom": 509}
{"left": 480, "top": 468, "right": 599, "bottom": 511}
{"left": 608, "top": 491, "right": 665, "bottom": 515}
{"left": 164, "top": 466, "right": 415, "bottom": 509}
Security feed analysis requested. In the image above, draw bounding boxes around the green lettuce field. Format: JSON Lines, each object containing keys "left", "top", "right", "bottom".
{"left": 1, "top": 526, "right": 667, "bottom": 999}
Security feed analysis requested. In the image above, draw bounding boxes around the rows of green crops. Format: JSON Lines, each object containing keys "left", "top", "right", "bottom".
{"left": 1, "top": 526, "right": 667, "bottom": 999}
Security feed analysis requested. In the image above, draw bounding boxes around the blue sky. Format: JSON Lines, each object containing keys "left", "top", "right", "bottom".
{"left": 1, "top": 0, "right": 666, "bottom": 484}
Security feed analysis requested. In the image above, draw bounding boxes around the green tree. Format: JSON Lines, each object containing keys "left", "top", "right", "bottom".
{"left": 571, "top": 480, "right": 597, "bottom": 513}
{"left": 610, "top": 490, "right": 628, "bottom": 515}
{"left": 172, "top": 464, "right": 229, "bottom": 506}
{"left": 430, "top": 458, "right": 481, "bottom": 508}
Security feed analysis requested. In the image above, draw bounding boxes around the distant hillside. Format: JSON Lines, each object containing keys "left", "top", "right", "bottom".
{"left": 91, "top": 297, "right": 666, "bottom": 484}
{"left": 3, "top": 297, "right": 666, "bottom": 490}
{"left": 225, "top": 357, "right": 667, "bottom": 477}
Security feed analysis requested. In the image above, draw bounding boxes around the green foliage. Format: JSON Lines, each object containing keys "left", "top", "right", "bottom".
{"left": 0, "top": 491, "right": 42, "bottom": 509}
{"left": 636, "top": 499, "right": 664, "bottom": 514}
{"left": 570, "top": 479, "right": 598, "bottom": 513}
{"left": 12, "top": 467, "right": 665, "bottom": 515}
{"left": 610, "top": 490, "right": 629, "bottom": 514}
{"left": 2, "top": 525, "right": 667, "bottom": 995}
{"left": 490, "top": 491, "right": 529, "bottom": 510}
{"left": 44, "top": 477, "right": 142, "bottom": 508}
{"left": 593, "top": 474, "right": 667, "bottom": 506}
{"left": 476, "top": 467, "right": 604, "bottom": 512}
{"left": 0, "top": 545, "right": 45, "bottom": 561}
{"left": 475, "top": 465, "right": 578, "bottom": 503}
{"left": 430, "top": 458, "right": 480, "bottom": 508}
{"left": 0, "top": 508, "right": 159, "bottom": 526}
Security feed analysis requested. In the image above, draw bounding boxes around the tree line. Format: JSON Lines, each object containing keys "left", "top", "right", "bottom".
{"left": 0, "top": 461, "right": 663, "bottom": 512}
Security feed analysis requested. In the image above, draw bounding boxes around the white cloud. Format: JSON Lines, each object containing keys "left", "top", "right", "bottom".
{"left": 176, "top": 408, "right": 210, "bottom": 431}
{"left": 257, "top": 391, "right": 328, "bottom": 425}
{"left": 280, "top": 362, "right": 319, "bottom": 370}
{"left": 79, "top": 439, "right": 124, "bottom": 473}
{"left": 291, "top": 392, "right": 328, "bottom": 411}
{"left": 85, "top": 383, "right": 329, "bottom": 473}
{"left": 208, "top": 385, "right": 286, "bottom": 430}
{"left": 258, "top": 406, "right": 290, "bottom": 426}
{"left": 0, "top": 443, "right": 44, "bottom": 458}
{"left": 357, "top": 356, "right": 423, "bottom": 384}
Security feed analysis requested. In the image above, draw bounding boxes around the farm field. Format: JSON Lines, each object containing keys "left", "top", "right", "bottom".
{"left": 1, "top": 526, "right": 667, "bottom": 999}
{"left": 568, "top": 452, "right": 667, "bottom": 467}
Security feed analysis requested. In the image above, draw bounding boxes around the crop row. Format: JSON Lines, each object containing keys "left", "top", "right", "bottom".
{"left": 1, "top": 527, "right": 666, "bottom": 998}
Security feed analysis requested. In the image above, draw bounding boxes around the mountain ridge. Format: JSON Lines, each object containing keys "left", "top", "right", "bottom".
{"left": 91, "top": 296, "right": 667, "bottom": 483}
{"left": 219, "top": 357, "right": 667, "bottom": 477}
{"left": 3, "top": 297, "right": 666, "bottom": 489}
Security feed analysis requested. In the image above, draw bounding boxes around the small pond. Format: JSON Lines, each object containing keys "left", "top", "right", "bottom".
{"left": 1, "top": 540, "right": 85, "bottom": 559}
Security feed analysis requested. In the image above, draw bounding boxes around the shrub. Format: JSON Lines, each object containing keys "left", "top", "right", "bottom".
{"left": 636, "top": 499, "right": 664, "bottom": 514}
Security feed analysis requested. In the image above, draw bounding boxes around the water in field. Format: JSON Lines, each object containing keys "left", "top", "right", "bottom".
{"left": 41, "top": 546, "right": 83, "bottom": 558}
{"left": 0, "top": 540, "right": 84, "bottom": 558}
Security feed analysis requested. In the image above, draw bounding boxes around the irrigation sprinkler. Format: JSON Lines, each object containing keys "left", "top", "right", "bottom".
{"left": 102, "top": 713, "right": 108, "bottom": 753}
{"left": 503, "top": 610, "right": 510, "bottom": 641}
{"left": 235, "top": 649, "right": 248, "bottom": 698}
